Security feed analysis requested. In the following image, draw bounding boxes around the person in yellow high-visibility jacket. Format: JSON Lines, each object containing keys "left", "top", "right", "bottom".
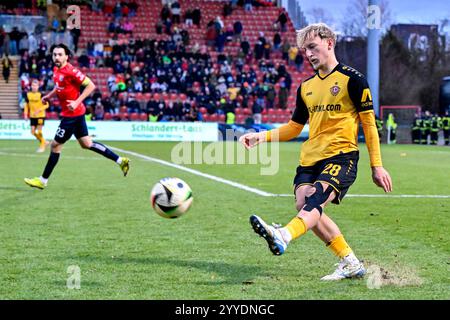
{"left": 386, "top": 113, "right": 397, "bottom": 144}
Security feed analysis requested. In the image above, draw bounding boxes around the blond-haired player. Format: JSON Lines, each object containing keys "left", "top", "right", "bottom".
{"left": 24, "top": 79, "right": 49, "bottom": 152}
{"left": 240, "top": 23, "right": 392, "bottom": 280}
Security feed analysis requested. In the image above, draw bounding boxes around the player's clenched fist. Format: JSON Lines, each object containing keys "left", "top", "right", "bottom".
{"left": 239, "top": 131, "right": 267, "bottom": 149}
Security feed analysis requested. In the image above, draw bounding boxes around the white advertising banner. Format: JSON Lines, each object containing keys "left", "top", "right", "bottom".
{"left": 0, "top": 120, "right": 219, "bottom": 142}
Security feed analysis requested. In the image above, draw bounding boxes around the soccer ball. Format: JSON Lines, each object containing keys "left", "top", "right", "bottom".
{"left": 150, "top": 177, "right": 193, "bottom": 219}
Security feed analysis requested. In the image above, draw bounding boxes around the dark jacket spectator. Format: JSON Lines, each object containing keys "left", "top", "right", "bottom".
{"left": 192, "top": 7, "right": 202, "bottom": 26}
{"left": 277, "top": 12, "right": 288, "bottom": 32}
{"left": 240, "top": 39, "right": 250, "bottom": 56}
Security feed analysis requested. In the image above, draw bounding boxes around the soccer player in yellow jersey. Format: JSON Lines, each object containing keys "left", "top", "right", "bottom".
{"left": 24, "top": 79, "right": 50, "bottom": 152}
{"left": 239, "top": 23, "right": 393, "bottom": 281}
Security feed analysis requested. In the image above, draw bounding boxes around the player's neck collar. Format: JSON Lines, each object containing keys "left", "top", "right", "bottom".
{"left": 317, "top": 62, "right": 340, "bottom": 80}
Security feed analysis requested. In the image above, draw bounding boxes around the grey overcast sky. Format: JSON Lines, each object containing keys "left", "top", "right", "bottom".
{"left": 294, "top": 0, "right": 450, "bottom": 31}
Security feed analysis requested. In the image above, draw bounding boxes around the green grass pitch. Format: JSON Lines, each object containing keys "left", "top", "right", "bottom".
{"left": 0, "top": 140, "right": 449, "bottom": 299}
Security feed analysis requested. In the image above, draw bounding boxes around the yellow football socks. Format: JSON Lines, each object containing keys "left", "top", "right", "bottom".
{"left": 35, "top": 130, "right": 45, "bottom": 145}
{"left": 326, "top": 234, "right": 353, "bottom": 258}
{"left": 285, "top": 216, "right": 307, "bottom": 240}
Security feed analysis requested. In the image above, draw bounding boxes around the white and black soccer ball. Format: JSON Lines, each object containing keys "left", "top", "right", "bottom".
{"left": 150, "top": 177, "right": 193, "bottom": 219}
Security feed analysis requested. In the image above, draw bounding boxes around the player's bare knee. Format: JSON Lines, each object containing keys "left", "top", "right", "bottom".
{"left": 50, "top": 141, "right": 62, "bottom": 152}
{"left": 303, "top": 183, "right": 334, "bottom": 215}
{"left": 80, "top": 142, "right": 90, "bottom": 149}
{"left": 296, "top": 187, "right": 315, "bottom": 211}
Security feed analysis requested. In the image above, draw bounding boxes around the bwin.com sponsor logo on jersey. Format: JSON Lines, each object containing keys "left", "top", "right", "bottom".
{"left": 308, "top": 104, "right": 342, "bottom": 113}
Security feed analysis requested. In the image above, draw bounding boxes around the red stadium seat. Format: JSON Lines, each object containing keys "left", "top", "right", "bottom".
{"left": 48, "top": 112, "right": 58, "bottom": 119}
{"left": 243, "top": 108, "right": 252, "bottom": 115}
{"left": 130, "top": 113, "right": 140, "bottom": 121}
{"left": 262, "top": 115, "right": 269, "bottom": 123}
{"left": 268, "top": 114, "right": 277, "bottom": 123}
{"left": 139, "top": 113, "right": 148, "bottom": 121}
{"left": 202, "top": 113, "right": 210, "bottom": 122}
{"left": 218, "top": 114, "right": 225, "bottom": 123}
{"left": 198, "top": 107, "right": 207, "bottom": 114}
{"left": 209, "top": 114, "right": 219, "bottom": 122}
{"left": 119, "top": 112, "right": 129, "bottom": 121}
{"left": 275, "top": 108, "right": 284, "bottom": 115}
{"left": 103, "top": 112, "right": 113, "bottom": 120}
{"left": 119, "top": 106, "right": 128, "bottom": 113}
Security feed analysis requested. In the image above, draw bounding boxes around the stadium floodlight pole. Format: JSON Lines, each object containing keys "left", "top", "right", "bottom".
{"left": 367, "top": 0, "right": 381, "bottom": 117}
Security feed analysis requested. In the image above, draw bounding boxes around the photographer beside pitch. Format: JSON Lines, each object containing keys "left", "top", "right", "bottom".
{"left": 24, "top": 44, "right": 130, "bottom": 190}
{"left": 240, "top": 23, "right": 392, "bottom": 280}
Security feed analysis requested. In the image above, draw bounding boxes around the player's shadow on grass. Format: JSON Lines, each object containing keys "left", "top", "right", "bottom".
{"left": 73, "top": 255, "right": 270, "bottom": 286}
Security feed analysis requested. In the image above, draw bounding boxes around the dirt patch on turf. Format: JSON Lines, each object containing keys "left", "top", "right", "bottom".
{"left": 363, "top": 260, "right": 424, "bottom": 288}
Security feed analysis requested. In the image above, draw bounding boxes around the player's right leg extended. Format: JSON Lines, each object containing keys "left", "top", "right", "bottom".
{"left": 78, "top": 136, "right": 130, "bottom": 176}
{"left": 249, "top": 215, "right": 288, "bottom": 255}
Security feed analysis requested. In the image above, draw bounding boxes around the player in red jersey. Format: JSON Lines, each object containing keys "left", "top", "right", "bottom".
{"left": 24, "top": 44, "right": 130, "bottom": 189}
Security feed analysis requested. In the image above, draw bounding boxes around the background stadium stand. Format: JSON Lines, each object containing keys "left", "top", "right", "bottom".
{"left": 3, "top": 0, "right": 315, "bottom": 123}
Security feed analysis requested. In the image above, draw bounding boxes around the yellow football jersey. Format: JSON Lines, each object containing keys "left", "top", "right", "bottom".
{"left": 291, "top": 63, "right": 374, "bottom": 166}
{"left": 25, "top": 92, "right": 49, "bottom": 118}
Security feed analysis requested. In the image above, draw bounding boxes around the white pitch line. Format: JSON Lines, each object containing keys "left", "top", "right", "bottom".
{"left": 0, "top": 151, "right": 102, "bottom": 161}
{"left": 274, "top": 194, "right": 450, "bottom": 199}
{"left": 109, "top": 146, "right": 274, "bottom": 197}
{"left": 110, "top": 147, "right": 450, "bottom": 200}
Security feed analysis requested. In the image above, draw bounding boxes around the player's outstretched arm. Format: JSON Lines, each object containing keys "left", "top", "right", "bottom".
{"left": 239, "top": 131, "right": 267, "bottom": 149}
{"left": 239, "top": 120, "right": 304, "bottom": 149}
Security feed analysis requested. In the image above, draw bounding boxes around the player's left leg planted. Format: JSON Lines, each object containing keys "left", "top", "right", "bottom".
{"left": 80, "top": 137, "right": 130, "bottom": 176}
{"left": 24, "top": 140, "right": 62, "bottom": 189}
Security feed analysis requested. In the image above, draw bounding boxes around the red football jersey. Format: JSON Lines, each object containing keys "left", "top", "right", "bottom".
{"left": 53, "top": 63, "right": 87, "bottom": 117}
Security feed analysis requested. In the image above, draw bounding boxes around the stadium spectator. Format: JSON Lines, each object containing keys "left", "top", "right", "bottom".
{"left": 295, "top": 52, "right": 304, "bottom": 71}
{"left": 9, "top": 27, "right": 21, "bottom": 55}
{"left": 192, "top": 7, "right": 202, "bottom": 26}
{"left": 19, "top": 34, "right": 29, "bottom": 56}
{"left": 171, "top": 1, "right": 181, "bottom": 24}
{"left": 223, "top": 1, "right": 233, "bottom": 17}
{"left": 277, "top": 11, "right": 288, "bottom": 32}
{"left": 184, "top": 8, "right": 193, "bottom": 27}
{"left": 273, "top": 32, "right": 282, "bottom": 50}
{"left": 122, "top": 19, "right": 135, "bottom": 35}
{"left": 2, "top": 54, "right": 13, "bottom": 83}
{"left": 94, "top": 100, "right": 105, "bottom": 120}
{"left": 233, "top": 21, "right": 243, "bottom": 42}
{"left": 78, "top": 51, "right": 90, "bottom": 68}
{"left": 278, "top": 79, "right": 288, "bottom": 109}
{"left": 161, "top": 4, "right": 171, "bottom": 21}
{"left": 252, "top": 99, "right": 263, "bottom": 124}
{"left": 0, "top": 27, "right": 4, "bottom": 57}
{"left": 281, "top": 38, "right": 290, "bottom": 61}
{"left": 244, "top": 0, "right": 253, "bottom": 12}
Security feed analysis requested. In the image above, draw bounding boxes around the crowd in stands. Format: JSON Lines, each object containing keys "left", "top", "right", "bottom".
{"left": 9, "top": 0, "right": 305, "bottom": 124}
